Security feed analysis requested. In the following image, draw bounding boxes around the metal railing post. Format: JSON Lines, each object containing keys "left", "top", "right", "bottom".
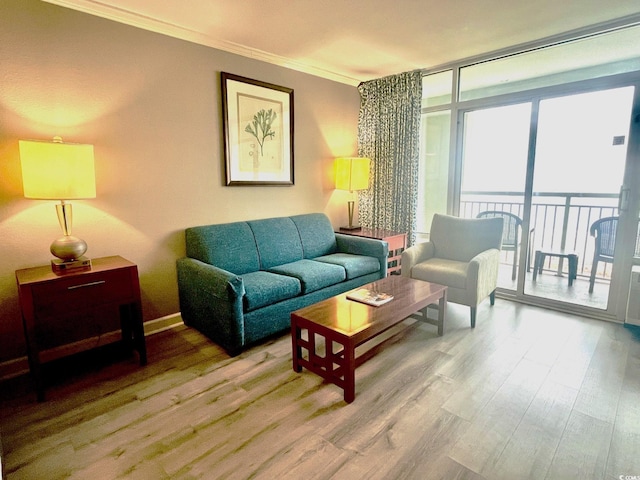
{"left": 557, "top": 194, "right": 572, "bottom": 275}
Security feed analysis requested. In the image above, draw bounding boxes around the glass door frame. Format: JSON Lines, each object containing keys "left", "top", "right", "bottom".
{"left": 452, "top": 71, "right": 640, "bottom": 321}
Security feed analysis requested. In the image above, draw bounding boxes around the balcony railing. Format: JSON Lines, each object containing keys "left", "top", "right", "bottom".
{"left": 459, "top": 191, "right": 636, "bottom": 280}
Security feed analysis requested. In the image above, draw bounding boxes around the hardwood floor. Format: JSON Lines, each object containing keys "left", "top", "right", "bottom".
{"left": 1, "top": 300, "right": 639, "bottom": 479}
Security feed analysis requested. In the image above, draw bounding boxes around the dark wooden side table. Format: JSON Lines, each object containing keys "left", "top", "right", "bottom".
{"left": 16, "top": 255, "right": 147, "bottom": 401}
{"left": 338, "top": 228, "right": 407, "bottom": 275}
{"left": 532, "top": 248, "right": 578, "bottom": 286}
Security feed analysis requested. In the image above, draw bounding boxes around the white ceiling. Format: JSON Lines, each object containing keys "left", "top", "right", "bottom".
{"left": 45, "top": 0, "right": 640, "bottom": 85}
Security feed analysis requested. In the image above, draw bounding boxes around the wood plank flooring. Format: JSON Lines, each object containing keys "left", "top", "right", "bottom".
{"left": 1, "top": 300, "right": 639, "bottom": 480}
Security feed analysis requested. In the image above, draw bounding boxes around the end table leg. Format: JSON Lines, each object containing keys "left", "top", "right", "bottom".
{"left": 120, "top": 303, "right": 147, "bottom": 366}
{"left": 30, "top": 354, "right": 45, "bottom": 402}
{"left": 132, "top": 303, "right": 147, "bottom": 366}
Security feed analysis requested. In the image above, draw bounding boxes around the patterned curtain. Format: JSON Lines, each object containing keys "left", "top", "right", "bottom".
{"left": 357, "top": 70, "right": 422, "bottom": 246}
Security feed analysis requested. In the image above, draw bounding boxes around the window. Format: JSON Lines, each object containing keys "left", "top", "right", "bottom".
{"left": 418, "top": 70, "right": 452, "bottom": 237}
{"left": 459, "top": 24, "right": 640, "bottom": 101}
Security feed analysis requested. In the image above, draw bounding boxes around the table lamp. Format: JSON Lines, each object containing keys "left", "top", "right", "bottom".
{"left": 19, "top": 136, "right": 96, "bottom": 273}
{"left": 335, "top": 157, "right": 370, "bottom": 230}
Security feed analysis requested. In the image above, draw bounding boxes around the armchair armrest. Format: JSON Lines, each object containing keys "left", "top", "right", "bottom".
{"left": 176, "top": 257, "right": 245, "bottom": 354}
{"left": 335, "top": 233, "right": 388, "bottom": 277}
{"left": 401, "top": 241, "right": 435, "bottom": 277}
{"left": 467, "top": 248, "right": 501, "bottom": 300}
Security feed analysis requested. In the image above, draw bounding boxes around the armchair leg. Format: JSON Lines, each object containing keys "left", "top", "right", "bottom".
{"left": 490, "top": 290, "right": 496, "bottom": 306}
{"left": 470, "top": 307, "right": 477, "bottom": 328}
{"left": 589, "top": 259, "right": 598, "bottom": 294}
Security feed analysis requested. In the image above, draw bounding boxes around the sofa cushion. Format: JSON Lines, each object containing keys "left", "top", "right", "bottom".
{"left": 290, "top": 213, "right": 338, "bottom": 258}
{"left": 241, "top": 271, "right": 302, "bottom": 312}
{"left": 186, "top": 222, "right": 260, "bottom": 275}
{"left": 409, "top": 258, "right": 468, "bottom": 289}
{"left": 248, "top": 217, "right": 303, "bottom": 269}
{"left": 267, "top": 259, "right": 346, "bottom": 294}
{"left": 314, "top": 254, "right": 380, "bottom": 280}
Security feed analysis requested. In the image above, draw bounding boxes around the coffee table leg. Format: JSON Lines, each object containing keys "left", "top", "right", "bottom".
{"left": 291, "top": 317, "right": 302, "bottom": 373}
{"left": 437, "top": 290, "right": 447, "bottom": 336}
{"left": 344, "top": 343, "right": 356, "bottom": 403}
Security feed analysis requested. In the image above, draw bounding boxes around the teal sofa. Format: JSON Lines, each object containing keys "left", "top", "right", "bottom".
{"left": 176, "top": 213, "right": 388, "bottom": 356}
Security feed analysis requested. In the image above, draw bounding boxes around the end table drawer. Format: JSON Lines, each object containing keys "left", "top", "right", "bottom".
{"left": 31, "top": 269, "right": 134, "bottom": 317}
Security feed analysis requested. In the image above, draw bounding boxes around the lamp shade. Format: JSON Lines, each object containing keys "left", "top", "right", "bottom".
{"left": 19, "top": 137, "right": 96, "bottom": 200}
{"left": 335, "top": 157, "right": 370, "bottom": 192}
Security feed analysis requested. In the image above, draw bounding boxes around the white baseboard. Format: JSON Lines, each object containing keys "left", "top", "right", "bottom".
{"left": 0, "top": 313, "right": 184, "bottom": 382}
{"left": 143, "top": 313, "right": 184, "bottom": 335}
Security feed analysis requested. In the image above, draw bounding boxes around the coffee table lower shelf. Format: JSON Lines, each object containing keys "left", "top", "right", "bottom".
{"left": 290, "top": 276, "right": 447, "bottom": 403}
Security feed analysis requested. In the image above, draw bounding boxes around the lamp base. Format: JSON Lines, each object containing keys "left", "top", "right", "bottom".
{"left": 342, "top": 199, "right": 362, "bottom": 231}
{"left": 51, "top": 256, "right": 92, "bottom": 275}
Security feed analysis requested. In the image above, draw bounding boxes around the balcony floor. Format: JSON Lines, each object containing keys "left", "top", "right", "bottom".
{"left": 497, "top": 263, "right": 609, "bottom": 311}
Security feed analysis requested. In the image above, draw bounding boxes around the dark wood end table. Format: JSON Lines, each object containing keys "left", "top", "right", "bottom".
{"left": 16, "top": 255, "right": 146, "bottom": 401}
{"left": 337, "top": 228, "right": 407, "bottom": 275}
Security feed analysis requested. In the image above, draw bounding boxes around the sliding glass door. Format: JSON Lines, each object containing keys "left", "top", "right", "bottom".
{"left": 458, "top": 84, "right": 638, "bottom": 315}
{"left": 459, "top": 103, "right": 531, "bottom": 291}
{"left": 524, "top": 87, "right": 634, "bottom": 310}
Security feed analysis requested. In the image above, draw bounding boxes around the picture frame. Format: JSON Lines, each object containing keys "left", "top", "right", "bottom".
{"left": 221, "top": 72, "right": 294, "bottom": 186}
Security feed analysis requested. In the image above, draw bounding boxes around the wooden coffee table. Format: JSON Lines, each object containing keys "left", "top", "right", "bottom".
{"left": 290, "top": 276, "right": 447, "bottom": 403}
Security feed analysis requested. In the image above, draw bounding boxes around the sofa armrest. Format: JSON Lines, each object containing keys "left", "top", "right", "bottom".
{"left": 401, "top": 241, "right": 435, "bottom": 277}
{"left": 335, "top": 233, "right": 388, "bottom": 277}
{"left": 176, "top": 257, "right": 246, "bottom": 355}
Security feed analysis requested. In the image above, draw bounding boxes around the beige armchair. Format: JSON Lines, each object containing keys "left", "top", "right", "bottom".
{"left": 402, "top": 214, "right": 503, "bottom": 328}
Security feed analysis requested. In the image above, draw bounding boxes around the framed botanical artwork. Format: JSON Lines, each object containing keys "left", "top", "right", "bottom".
{"left": 221, "top": 72, "right": 294, "bottom": 186}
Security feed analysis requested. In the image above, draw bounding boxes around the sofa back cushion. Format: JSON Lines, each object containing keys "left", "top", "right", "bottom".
{"left": 186, "top": 222, "right": 260, "bottom": 275}
{"left": 248, "top": 217, "right": 303, "bottom": 269}
{"left": 430, "top": 213, "right": 503, "bottom": 262}
{"left": 290, "top": 213, "right": 338, "bottom": 258}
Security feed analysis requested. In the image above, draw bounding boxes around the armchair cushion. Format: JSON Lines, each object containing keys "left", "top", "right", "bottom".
{"left": 410, "top": 258, "right": 468, "bottom": 289}
{"left": 430, "top": 213, "right": 504, "bottom": 261}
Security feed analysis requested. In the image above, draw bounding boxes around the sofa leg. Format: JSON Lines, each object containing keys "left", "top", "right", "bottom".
{"left": 490, "top": 290, "right": 496, "bottom": 306}
{"left": 470, "top": 307, "right": 477, "bottom": 328}
{"left": 226, "top": 346, "right": 242, "bottom": 357}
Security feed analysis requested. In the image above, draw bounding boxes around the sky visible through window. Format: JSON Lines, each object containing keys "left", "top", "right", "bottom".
{"left": 462, "top": 86, "right": 634, "bottom": 194}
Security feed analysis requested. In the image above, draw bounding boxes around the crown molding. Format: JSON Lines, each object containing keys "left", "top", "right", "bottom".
{"left": 42, "top": 0, "right": 361, "bottom": 86}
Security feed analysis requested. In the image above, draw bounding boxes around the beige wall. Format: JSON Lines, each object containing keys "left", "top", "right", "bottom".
{"left": 0, "top": 0, "right": 360, "bottom": 364}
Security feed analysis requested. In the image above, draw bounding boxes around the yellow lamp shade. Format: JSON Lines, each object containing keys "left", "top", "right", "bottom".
{"left": 335, "top": 157, "right": 370, "bottom": 192}
{"left": 19, "top": 138, "right": 96, "bottom": 200}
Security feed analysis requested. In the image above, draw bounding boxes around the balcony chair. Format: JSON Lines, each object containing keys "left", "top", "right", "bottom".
{"left": 476, "top": 211, "right": 523, "bottom": 280}
{"left": 589, "top": 216, "right": 618, "bottom": 294}
{"left": 402, "top": 213, "right": 503, "bottom": 328}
